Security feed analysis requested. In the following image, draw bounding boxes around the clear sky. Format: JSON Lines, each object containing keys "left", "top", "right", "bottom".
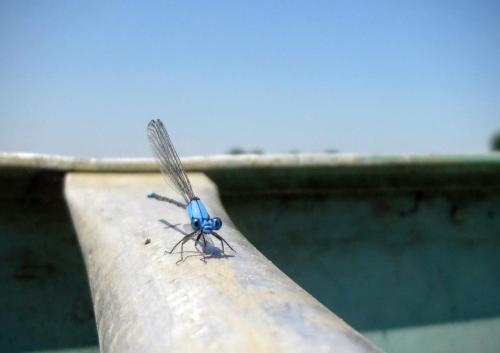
{"left": 1, "top": 1, "right": 499, "bottom": 157}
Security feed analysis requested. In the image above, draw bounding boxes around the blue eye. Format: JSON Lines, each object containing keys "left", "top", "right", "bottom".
{"left": 212, "top": 217, "right": 222, "bottom": 230}
{"left": 191, "top": 219, "right": 201, "bottom": 229}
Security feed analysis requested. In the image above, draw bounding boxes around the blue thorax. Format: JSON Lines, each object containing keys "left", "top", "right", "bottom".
{"left": 186, "top": 198, "right": 222, "bottom": 234}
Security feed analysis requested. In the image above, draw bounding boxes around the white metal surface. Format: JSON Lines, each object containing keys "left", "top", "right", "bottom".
{"left": 65, "top": 172, "right": 383, "bottom": 353}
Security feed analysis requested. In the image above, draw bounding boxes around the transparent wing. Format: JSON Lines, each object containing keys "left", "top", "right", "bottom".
{"left": 147, "top": 119, "right": 195, "bottom": 203}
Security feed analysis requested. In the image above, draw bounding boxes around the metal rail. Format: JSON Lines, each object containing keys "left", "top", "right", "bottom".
{"left": 2, "top": 151, "right": 500, "bottom": 172}
{"left": 65, "top": 172, "right": 383, "bottom": 353}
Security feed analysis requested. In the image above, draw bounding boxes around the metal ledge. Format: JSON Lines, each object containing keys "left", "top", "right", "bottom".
{"left": 4, "top": 152, "right": 500, "bottom": 199}
{"left": 64, "top": 172, "right": 383, "bottom": 353}
{"left": 2, "top": 151, "right": 500, "bottom": 172}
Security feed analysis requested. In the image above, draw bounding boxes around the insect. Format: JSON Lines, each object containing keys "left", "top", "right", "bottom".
{"left": 146, "top": 119, "right": 235, "bottom": 263}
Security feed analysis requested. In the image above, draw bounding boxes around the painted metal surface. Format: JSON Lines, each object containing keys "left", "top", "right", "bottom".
{"left": 3, "top": 152, "right": 500, "bottom": 353}
{"left": 2, "top": 151, "right": 500, "bottom": 173}
{"left": 223, "top": 188, "right": 500, "bottom": 353}
{"left": 0, "top": 171, "right": 98, "bottom": 353}
{"left": 64, "top": 172, "right": 383, "bottom": 353}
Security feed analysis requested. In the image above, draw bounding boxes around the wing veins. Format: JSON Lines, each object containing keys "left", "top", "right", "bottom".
{"left": 147, "top": 119, "right": 195, "bottom": 203}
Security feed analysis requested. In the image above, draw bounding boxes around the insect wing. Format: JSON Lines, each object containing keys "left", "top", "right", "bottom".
{"left": 147, "top": 119, "right": 196, "bottom": 203}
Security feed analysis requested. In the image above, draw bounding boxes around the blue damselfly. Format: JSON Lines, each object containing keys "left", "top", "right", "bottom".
{"left": 147, "top": 119, "right": 235, "bottom": 263}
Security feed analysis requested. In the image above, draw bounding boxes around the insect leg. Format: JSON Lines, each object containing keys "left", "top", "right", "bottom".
{"left": 200, "top": 233, "right": 208, "bottom": 263}
{"left": 147, "top": 192, "right": 186, "bottom": 208}
{"left": 215, "top": 235, "right": 225, "bottom": 253}
{"left": 169, "top": 231, "right": 197, "bottom": 254}
{"left": 211, "top": 231, "right": 235, "bottom": 252}
{"left": 176, "top": 234, "right": 198, "bottom": 265}
{"left": 194, "top": 232, "right": 202, "bottom": 250}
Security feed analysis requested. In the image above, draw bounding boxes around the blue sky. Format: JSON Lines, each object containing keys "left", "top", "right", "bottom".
{"left": 1, "top": 1, "right": 499, "bottom": 157}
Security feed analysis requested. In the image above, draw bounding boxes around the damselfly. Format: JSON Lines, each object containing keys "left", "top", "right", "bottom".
{"left": 147, "top": 119, "right": 235, "bottom": 263}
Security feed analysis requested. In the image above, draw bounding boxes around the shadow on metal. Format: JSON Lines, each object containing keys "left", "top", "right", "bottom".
{"left": 158, "top": 218, "right": 235, "bottom": 262}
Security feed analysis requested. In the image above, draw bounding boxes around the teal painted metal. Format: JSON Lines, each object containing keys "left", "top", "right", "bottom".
{"left": 217, "top": 173, "right": 500, "bottom": 353}
{"left": 0, "top": 172, "right": 98, "bottom": 353}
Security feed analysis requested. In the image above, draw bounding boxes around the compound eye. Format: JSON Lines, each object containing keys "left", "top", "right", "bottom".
{"left": 212, "top": 217, "right": 222, "bottom": 230}
{"left": 191, "top": 218, "right": 201, "bottom": 229}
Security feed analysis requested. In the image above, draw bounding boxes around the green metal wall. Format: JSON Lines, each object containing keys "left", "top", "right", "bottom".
{"left": 0, "top": 172, "right": 98, "bottom": 353}
{"left": 221, "top": 187, "right": 500, "bottom": 353}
